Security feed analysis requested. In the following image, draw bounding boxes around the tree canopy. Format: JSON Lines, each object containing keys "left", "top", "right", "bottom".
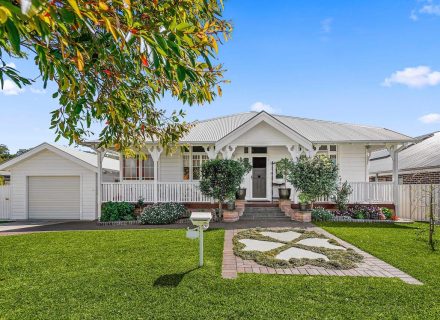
{"left": 0, "top": 0, "right": 231, "bottom": 152}
{"left": 199, "top": 159, "right": 251, "bottom": 216}
{"left": 287, "top": 155, "right": 339, "bottom": 207}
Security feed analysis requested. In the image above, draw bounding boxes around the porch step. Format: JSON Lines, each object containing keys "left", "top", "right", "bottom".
{"left": 241, "top": 206, "right": 288, "bottom": 220}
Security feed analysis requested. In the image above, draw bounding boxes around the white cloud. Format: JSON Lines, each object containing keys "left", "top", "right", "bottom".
{"left": 30, "top": 87, "right": 46, "bottom": 94}
{"left": 6, "top": 62, "right": 16, "bottom": 68}
{"left": 419, "top": 113, "right": 440, "bottom": 124}
{"left": 420, "top": 3, "right": 440, "bottom": 16}
{"left": 0, "top": 79, "right": 24, "bottom": 95}
{"left": 382, "top": 66, "right": 440, "bottom": 88}
{"left": 410, "top": 10, "right": 419, "bottom": 21}
{"left": 321, "top": 18, "right": 333, "bottom": 33}
{"left": 250, "top": 102, "right": 279, "bottom": 113}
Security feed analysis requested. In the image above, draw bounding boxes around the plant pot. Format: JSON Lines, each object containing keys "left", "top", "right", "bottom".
{"left": 278, "top": 188, "right": 291, "bottom": 200}
{"left": 235, "top": 188, "right": 247, "bottom": 200}
{"left": 299, "top": 203, "right": 310, "bottom": 211}
{"left": 226, "top": 201, "right": 236, "bottom": 211}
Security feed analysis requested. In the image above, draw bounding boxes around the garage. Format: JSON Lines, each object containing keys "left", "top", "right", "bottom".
{"left": 0, "top": 143, "right": 120, "bottom": 221}
{"left": 28, "top": 176, "right": 81, "bottom": 220}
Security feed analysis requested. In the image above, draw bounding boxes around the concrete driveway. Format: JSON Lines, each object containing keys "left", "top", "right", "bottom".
{"left": 0, "top": 220, "right": 74, "bottom": 235}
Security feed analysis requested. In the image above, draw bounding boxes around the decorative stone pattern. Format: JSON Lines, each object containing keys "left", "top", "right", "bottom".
{"left": 275, "top": 247, "right": 329, "bottom": 261}
{"left": 260, "top": 231, "right": 302, "bottom": 242}
{"left": 239, "top": 239, "right": 284, "bottom": 252}
{"left": 222, "top": 228, "right": 423, "bottom": 285}
{"left": 298, "top": 238, "right": 346, "bottom": 250}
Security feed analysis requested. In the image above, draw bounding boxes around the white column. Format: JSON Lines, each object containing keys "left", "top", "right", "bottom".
{"left": 118, "top": 152, "right": 123, "bottom": 182}
{"left": 97, "top": 149, "right": 105, "bottom": 220}
{"left": 148, "top": 146, "right": 163, "bottom": 203}
{"left": 306, "top": 146, "right": 316, "bottom": 158}
{"left": 388, "top": 145, "right": 400, "bottom": 216}
{"left": 365, "top": 146, "right": 371, "bottom": 182}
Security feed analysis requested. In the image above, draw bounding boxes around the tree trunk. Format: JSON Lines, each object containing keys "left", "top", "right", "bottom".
{"left": 218, "top": 199, "right": 223, "bottom": 219}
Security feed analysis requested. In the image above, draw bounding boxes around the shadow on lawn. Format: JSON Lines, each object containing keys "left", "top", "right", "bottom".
{"left": 153, "top": 268, "right": 198, "bottom": 288}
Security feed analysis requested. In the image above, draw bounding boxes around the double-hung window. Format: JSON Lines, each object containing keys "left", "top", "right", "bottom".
{"left": 316, "top": 145, "right": 338, "bottom": 164}
{"left": 183, "top": 146, "right": 209, "bottom": 181}
{"left": 123, "top": 155, "right": 155, "bottom": 181}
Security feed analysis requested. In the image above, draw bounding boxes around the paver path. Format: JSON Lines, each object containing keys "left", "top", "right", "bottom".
{"left": 222, "top": 227, "right": 423, "bottom": 285}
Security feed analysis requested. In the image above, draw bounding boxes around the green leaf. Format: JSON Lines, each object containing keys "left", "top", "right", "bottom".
{"left": 176, "top": 22, "right": 192, "bottom": 31}
{"left": 177, "top": 65, "right": 186, "bottom": 82}
{"left": 5, "top": 20, "right": 20, "bottom": 53}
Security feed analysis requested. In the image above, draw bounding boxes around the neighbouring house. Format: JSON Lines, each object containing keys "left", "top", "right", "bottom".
{"left": 369, "top": 131, "right": 440, "bottom": 184}
{"left": 0, "top": 143, "right": 119, "bottom": 220}
{"left": 0, "top": 111, "right": 415, "bottom": 221}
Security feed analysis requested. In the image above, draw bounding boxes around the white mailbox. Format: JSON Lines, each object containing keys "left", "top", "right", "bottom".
{"left": 189, "top": 212, "right": 212, "bottom": 267}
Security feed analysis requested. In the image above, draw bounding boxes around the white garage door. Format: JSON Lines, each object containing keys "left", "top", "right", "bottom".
{"left": 28, "top": 176, "right": 81, "bottom": 219}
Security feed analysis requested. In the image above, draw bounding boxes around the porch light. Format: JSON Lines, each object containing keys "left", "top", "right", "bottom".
{"left": 188, "top": 212, "right": 212, "bottom": 267}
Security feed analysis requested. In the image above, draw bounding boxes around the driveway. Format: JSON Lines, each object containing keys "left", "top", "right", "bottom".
{"left": 0, "top": 220, "right": 75, "bottom": 235}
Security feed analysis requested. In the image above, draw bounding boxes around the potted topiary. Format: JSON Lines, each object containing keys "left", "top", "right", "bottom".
{"left": 235, "top": 158, "right": 252, "bottom": 200}
{"left": 277, "top": 158, "right": 292, "bottom": 200}
{"left": 298, "top": 193, "right": 312, "bottom": 211}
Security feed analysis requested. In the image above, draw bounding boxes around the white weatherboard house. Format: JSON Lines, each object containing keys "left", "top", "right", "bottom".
{"left": 0, "top": 111, "right": 413, "bottom": 220}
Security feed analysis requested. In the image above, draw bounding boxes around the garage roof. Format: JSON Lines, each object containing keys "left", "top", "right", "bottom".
{"left": 0, "top": 143, "right": 119, "bottom": 172}
{"left": 369, "top": 131, "right": 440, "bottom": 174}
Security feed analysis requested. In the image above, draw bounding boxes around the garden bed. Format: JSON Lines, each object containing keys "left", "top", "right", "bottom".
{"left": 233, "top": 228, "right": 363, "bottom": 269}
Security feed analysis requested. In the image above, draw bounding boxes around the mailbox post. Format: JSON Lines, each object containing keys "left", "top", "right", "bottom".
{"left": 189, "top": 212, "right": 212, "bottom": 267}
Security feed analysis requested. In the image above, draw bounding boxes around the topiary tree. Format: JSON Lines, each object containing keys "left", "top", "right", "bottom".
{"left": 287, "top": 154, "right": 339, "bottom": 209}
{"left": 199, "top": 159, "right": 251, "bottom": 217}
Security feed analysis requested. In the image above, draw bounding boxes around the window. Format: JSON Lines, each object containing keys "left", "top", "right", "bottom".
{"left": 141, "top": 157, "right": 154, "bottom": 180}
{"left": 316, "top": 145, "right": 338, "bottom": 164}
{"left": 183, "top": 154, "right": 190, "bottom": 180}
{"left": 192, "top": 154, "right": 209, "bottom": 180}
{"left": 244, "top": 147, "right": 249, "bottom": 154}
{"left": 123, "top": 157, "right": 138, "bottom": 180}
{"left": 251, "top": 147, "right": 267, "bottom": 154}
{"left": 183, "top": 147, "right": 209, "bottom": 181}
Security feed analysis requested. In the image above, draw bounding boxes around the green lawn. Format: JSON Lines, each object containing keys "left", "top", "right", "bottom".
{"left": 0, "top": 223, "right": 439, "bottom": 319}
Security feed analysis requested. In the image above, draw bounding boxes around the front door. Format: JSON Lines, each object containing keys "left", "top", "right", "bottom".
{"left": 252, "top": 157, "right": 267, "bottom": 198}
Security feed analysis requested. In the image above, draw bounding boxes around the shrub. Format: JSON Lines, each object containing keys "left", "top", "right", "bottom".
{"left": 311, "top": 207, "right": 334, "bottom": 221}
{"left": 101, "top": 202, "right": 135, "bottom": 222}
{"left": 199, "top": 159, "right": 251, "bottom": 217}
{"left": 140, "top": 203, "right": 188, "bottom": 225}
{"left": 335, "top": 205, "right": 382, "bottom": 220}
{"left": 381, "top": 207, "right": 393, "bottom": 220}
{"left": 331, "top": 181, "right": 352, "bottom": 212}
{"left": 287, "top": 155, "right": 339, "bottom": 208}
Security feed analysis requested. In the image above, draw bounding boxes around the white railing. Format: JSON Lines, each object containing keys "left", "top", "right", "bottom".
{"left": 102, "top": 182, "right": 155, "bottom": 202}
{"left": 102, "top": 182, "right": 211, "bottom": 203}
{"left": 299, "top": 182, "right": 394, "bottom": 204}
{"left": 0, "top": 185, "right": 11, "bottom": 220}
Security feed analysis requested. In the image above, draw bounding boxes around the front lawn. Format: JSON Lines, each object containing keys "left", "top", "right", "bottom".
{"left": 0, "top": 224, "right": 439, "bottom": 319}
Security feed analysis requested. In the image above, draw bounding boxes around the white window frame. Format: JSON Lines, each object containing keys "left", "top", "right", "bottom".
{"left": 316, "top": 144, "right": 338, "bottom": 164}
{"left": 183, "top": 147, "right": 209, "bottom": 181}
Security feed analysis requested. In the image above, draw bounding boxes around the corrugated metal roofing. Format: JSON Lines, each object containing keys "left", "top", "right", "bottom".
{"left": 181, "top": 112, "right": 412, "bottom": 143}
{"left": 50, "top": 144, "right": 120, "bottom": 172}
{"left": 369, "top": 132, "right": 440, "bottom": 174}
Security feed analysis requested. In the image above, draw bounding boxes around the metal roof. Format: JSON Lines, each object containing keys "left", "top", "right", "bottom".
{"left": 0, "top": 143, "right": 119, "bottom": 172}
{"left": 369, "top": 132, "right": 440, "bottom": 174}
{"left": 180, "top": 111, "right": 413, "bottom": 143}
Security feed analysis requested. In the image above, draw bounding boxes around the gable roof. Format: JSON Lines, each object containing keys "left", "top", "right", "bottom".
{"left": 0, "top": 143, "right": 119, "bottom": 172}
{"left": 181, "top": 111, "right": 413, "bottom": 143}
{"left": 369, "top": 132, "right": 440, "bottom": 174}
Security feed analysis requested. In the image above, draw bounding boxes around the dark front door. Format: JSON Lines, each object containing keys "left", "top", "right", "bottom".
{"left": 252, "top": 157, "right": 267, "bottom": 198}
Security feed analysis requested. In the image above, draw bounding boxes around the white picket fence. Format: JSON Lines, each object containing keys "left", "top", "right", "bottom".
{"left": 0, "top": 185, "right": 11, "bottom": 220}
{"left": 102, "top": 182, "right": 211, "bottom": 203}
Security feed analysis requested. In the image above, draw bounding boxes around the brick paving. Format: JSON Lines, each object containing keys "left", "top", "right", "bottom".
{"left": 222, "top": 227, "right": 423, "bottom": 285}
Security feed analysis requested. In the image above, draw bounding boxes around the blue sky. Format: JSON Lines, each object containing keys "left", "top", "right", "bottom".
{"left": 1, "top": 0, "right": 440, "bottom": 152}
